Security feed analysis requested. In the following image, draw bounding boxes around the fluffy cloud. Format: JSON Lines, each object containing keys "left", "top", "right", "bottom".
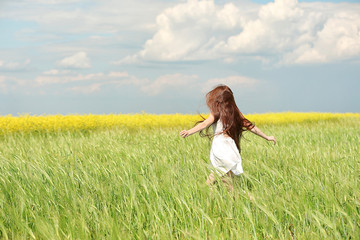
{"left": 137, "top": 0, "right": 242, "bottom": 61}
{"left": 282, "top": 10, "right": 360, "bottom": 64}
{"left": 57, "top": 52, "right": 91, "bottom": 69}
{"left": 127, "top": 0, "right": 360, "bottom": 65}
{"left": 4, "top": 0, "right": 360, "bottom": 67}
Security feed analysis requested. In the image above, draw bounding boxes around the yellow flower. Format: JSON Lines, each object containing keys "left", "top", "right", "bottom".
{"left": 1, "top": 112, "right": 359, "bottom": 134}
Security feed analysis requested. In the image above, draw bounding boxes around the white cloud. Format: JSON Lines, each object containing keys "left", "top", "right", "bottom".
{"left": 202, "top": 75, "right": 258, "bottom": 93}
{"left": 57, "top": 52, "right": 91, "bottom": 69}
{"left": 4, "top": 0, "right": 360, "bottom": 67}
{"left": 124, "top": 0, "right": 360, "bottom": 65}
{"left": 137, "top": 0, "right": 243, "bottom": 61}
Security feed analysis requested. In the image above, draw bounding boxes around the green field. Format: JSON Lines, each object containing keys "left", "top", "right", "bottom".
{"left": 0, "top": 118, "right": 359, "bottom": 239}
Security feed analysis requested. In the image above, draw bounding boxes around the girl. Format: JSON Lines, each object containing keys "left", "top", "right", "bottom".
{"left": 180, "top": 85, "right": 276, "bottom": 190}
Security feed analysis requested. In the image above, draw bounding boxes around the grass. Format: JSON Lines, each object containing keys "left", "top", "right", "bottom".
{"left": 0, "top": 118, "right": 359, "bottom": 239}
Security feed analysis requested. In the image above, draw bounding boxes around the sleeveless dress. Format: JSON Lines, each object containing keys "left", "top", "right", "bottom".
{"left": 209, "top": 120, "right": 244, "bottom": 176}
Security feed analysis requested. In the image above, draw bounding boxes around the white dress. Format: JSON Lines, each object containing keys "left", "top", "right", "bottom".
{"left": 209, "top": 120, "right": 244, "bottom": 176}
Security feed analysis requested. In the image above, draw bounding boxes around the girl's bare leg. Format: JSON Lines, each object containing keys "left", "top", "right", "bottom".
{"left": 206, "top": 171, "right": 234, "bottom": 192}
{"left": 206, "top": 171, "right": 251, "bottom": 200}
{"left": 222, "top": 171, "right": 234, "bottom": 192}
{"left": 206, "top": 173, "right": 216, "bottom": 186}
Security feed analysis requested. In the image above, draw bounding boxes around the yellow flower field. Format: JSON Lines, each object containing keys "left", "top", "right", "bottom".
{"left": 0, "top": 112, "right": 359, "bottom": 134}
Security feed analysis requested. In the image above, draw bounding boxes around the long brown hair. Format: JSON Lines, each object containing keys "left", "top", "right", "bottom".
{"left": 198, "top": 85, "right": 254, "bottom": 152}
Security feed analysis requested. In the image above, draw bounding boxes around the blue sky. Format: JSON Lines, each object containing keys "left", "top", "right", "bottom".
{"left": 1, "top": 0, "right": 359, "bottom": 115}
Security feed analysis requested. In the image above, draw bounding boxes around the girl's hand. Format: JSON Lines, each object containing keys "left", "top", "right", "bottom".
{"left": 267, "top": 136, "right": 277, "bottom": 145}
{"left": 180, "top": 130, "right": 190, "bottom": 138}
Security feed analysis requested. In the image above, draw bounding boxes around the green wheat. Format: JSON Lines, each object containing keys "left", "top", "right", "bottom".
{"left": 0, "top": 118, "right": 359, "bottom": 239}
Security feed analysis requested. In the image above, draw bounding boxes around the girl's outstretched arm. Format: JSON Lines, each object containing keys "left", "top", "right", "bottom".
{"left": 180, "top": 113, "right": 215, "bottom": 138}
{"left": 250, "top": 126, "right": 276, "bottom": 145}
